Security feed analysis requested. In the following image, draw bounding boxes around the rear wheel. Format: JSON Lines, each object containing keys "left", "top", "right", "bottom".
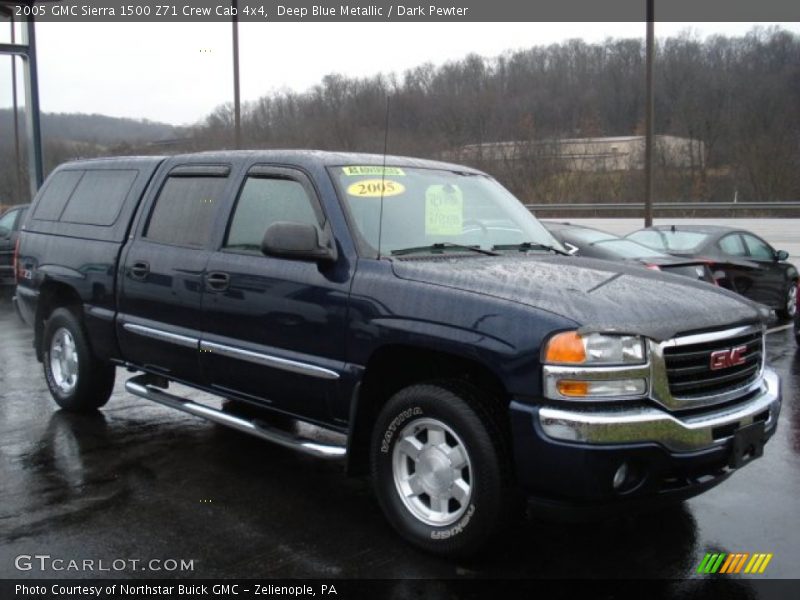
{"left": 43, "top": 308, "right": 116, "bottom": 412}
{"left": 777, "top": 281, "right": 798, "bottom": 321}
{"left": 370, "top": 381, "right": 517, "bottom": 557}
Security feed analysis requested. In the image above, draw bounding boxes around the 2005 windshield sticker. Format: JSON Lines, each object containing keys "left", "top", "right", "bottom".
{"left": 347, "top": 179, "right": 406, "bottom": 197}
{"left": 425, "top": 185, "right": 464, "bottom": 235}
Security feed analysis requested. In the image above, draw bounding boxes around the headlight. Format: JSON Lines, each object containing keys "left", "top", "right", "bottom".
{"left": 544, "top": 331, "right": 646, "bottom": 365}
{"left": 542, "top": 331, "right": 649, "bottom": 401}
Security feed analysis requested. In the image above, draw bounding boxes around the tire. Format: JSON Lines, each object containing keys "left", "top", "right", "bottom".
{"left": 43, "top": 307, "right": 116, "bottom": 412}
{"left": 370, "top": 381, "right": 517, "bottom": 557}
{"left": 777, "top": 281, "right": 798, "bottom": 321}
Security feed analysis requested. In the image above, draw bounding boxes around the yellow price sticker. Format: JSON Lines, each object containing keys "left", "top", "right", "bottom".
{"left": 346, "top": 179, "right": 406, "bottom": 197}
{"left": 425, "top": 185, "right": 463, "bottom": 235}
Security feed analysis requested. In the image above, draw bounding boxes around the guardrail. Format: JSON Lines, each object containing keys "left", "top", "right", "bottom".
{"left": 525, "top": 201, "right": 800, "bottom": 212}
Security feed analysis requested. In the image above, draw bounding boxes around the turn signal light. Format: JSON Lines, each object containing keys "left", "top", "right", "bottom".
{"left": 544, "top": 331, "right": 586, "bottom": 364}
{"left": 556, "top": 380, "right": 590, "bottom": 397}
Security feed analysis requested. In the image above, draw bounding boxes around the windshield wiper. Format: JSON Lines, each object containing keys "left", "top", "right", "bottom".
{"left": 491, "top": 242, "right": 569, "bottom": 256}
{"left": 391, "top": 242, "right": 499, "bottom": 257}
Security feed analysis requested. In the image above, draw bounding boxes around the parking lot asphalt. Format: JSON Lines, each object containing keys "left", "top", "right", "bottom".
{"left": 1, "top": 290, "right": 798, "bottom": 584}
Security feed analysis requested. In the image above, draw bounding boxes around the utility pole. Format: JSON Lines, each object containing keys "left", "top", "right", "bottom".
{"left": 232, "top": 0, "right": 242, "bottom": 149}
{"left": 644, "top": 0, "right": 655, "bottom": 227}
{"left": 10, "top": 13, "right": 23, "bottom": 199}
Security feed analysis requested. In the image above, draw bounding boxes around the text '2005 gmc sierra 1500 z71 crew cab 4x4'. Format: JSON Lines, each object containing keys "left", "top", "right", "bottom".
{"left": 14, "top": 151, "right": 781, "bottom": 556}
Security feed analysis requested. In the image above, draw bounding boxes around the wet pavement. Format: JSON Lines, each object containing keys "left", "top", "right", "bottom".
{"left": 1, "top": 290, "right": 798, "bottom": 582}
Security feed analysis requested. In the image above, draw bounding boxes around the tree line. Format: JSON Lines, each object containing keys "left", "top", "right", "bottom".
{"left": 2, "top": 27, "right": 798, "bottom": 209}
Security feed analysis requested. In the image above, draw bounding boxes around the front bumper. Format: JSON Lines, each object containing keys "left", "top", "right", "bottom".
{"left": 510, "top": 368, "right": 781, "bottom": 505}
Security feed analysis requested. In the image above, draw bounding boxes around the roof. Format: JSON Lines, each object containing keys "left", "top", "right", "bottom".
{"left": 541, "top": 220, "right": 608, "bottom": 233}
{"left": 58, "top": 150, "right": 485, "bottom": 175}
{"left": 182, "top": 149, "right": 484, "bottom": 173}
{"left": 649, "top": 224, "right": 738, "bottom": 234}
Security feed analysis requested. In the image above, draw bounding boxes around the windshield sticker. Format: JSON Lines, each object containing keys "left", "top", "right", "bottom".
{"left": 342, "top": 166, "right": 405, "bottom": 177}
{"left": 425, "top": 185, "right": 463, "bottom": 235}
{"left": 346, "top": 179, "right": 406, "bottom": 197}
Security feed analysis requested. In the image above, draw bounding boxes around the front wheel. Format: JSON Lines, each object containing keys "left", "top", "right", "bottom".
{"left": 370, "top": 382, "right": 517, "bottom": 557}
{"left": 43, "top": 308, "right": 116, "bottom": 412}
{"left": 777, "top": 281, "right": 798, "bottom": 321}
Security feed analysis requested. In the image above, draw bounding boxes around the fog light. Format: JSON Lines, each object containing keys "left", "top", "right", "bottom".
{"left": 556, "top": 378, "right": 647, "bottom": 398}
{"left": 613, "top": 463, "right": 629, "bottom": 490}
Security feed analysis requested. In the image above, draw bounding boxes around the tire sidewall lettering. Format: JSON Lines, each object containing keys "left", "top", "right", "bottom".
{"left": 380, "top": 406, "right": 423, "bottom": 453}
{"left": 430, "top": 504, "right": 477, "bottom": 540}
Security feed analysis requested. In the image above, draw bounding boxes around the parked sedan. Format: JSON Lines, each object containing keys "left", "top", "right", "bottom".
{"left": 0, "top": 204, "right": 29, "bottom": 285}
{"left": 543, "top": 221, "right": 715, "bottom": 283}
{"left": 627, "top": 225, "right": 798, "bottom": 320}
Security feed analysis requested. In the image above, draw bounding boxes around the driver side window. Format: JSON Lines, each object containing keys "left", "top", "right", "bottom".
{"left": 0, "top": 209, "right": 17, "bottom": 235}
{"left": 225, "top": 177, "right": 322, "bottom": 251}
{"left": 742, "top": 234, "right": 774, "bottom": 261}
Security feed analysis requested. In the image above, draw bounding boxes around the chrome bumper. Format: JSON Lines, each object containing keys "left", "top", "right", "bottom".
{"left": 538, "top": 368, "right": 781, "bottom": 453}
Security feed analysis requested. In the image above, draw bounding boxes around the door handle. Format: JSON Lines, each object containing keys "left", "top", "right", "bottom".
{"left": 130, "top": 261, "right": 150, "bottom": 280}
{"left": 206, "top": 271, "right": 230, "bottom": 291}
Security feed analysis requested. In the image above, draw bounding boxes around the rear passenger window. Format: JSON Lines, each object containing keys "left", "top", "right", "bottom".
{"left": 145, "top": 176, "right": 228, "bottom": 247}
{"left": 61, "top": 170, "right": 137, "bottom": 226}
{"left": 32, "top": 171, "right": 83, "bottom": 221}
{"left": 225, "top": 178, "right": 322, "bottom": 250}
{"left": 719, "top": 234, "right": 746, "bottom": 257}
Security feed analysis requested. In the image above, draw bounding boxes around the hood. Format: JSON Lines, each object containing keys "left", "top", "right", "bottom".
{"left": 391, "top": 255, "right": 768, "bottom": 341}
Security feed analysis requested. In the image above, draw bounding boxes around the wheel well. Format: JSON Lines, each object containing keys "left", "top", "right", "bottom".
{"left": 34, "top": 281, "right": 83, "bottom": 362}
{"left": 346, "top": 345, "right": 509, "bottom": 476}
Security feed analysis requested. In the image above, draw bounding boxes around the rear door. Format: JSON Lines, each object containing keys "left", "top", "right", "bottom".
{"left": 199, "top": 166, "right": 351, "bottom": 421}
{"left": 117, "top": 164, "right": 234, "bottom": 383}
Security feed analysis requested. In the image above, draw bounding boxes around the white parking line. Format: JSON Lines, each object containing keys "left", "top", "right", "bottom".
{"left": 767, "top": 324, "right": 793, "bottom": 334}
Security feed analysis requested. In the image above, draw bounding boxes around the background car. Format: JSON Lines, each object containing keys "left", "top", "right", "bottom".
{"left": 543, "top": 221, "right": 715, "bottom": 283}
{"left": 0, "top": 204, "right": 29, "bottom": 286}
{"left": 627, "top": 224, "right": 798, "bottom": 320}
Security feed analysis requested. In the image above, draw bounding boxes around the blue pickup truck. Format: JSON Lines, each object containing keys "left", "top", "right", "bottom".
{"left": 14, "top": 151, "right": 782, "bottom": 556}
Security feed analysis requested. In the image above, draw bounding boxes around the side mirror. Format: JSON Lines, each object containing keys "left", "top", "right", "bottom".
{"left": 261, "top": 221, "right": 337, "bottom": 262}
{"left": 0, "top": 226, "right": 10, "bottom": 239}
{"left": 775, "top": 249, "right": 789, "bottom": 262}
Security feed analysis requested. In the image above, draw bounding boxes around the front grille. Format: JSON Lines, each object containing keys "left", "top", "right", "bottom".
{"left": 664, "top": 330, "right": 763, "bottom": 399}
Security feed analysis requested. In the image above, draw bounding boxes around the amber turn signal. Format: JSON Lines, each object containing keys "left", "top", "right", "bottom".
{"left": 544, "top": 331, "right": 586, "bottom": 364}
{"left": 556, "top": 380, "right": 590, "bottom": 397}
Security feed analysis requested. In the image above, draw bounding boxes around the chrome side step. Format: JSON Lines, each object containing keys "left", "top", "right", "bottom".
{"left": 125, "top": 374, "right": 347, "bottom": 460}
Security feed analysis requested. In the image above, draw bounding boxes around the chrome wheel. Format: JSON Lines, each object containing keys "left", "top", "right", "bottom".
{"left": 50, "top": 327, "right": 78, "bottom": 394}
{"left": 787, "top": 284, "right": 797, "bottom": 318}
{"left": 392, "top": 417, "right": 473, "bottom": 527}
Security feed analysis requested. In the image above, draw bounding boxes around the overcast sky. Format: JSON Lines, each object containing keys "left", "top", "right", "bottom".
{"left": 1, "top": 21, "right": 798, "bottom": 126}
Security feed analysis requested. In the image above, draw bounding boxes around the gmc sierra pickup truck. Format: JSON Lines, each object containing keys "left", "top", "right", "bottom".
{"left": 15, "top": 151, "right": 782, "bottom": 556}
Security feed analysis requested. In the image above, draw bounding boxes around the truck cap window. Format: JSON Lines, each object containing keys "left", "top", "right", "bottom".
{"left": 144, "top": 176, "right": 228, "bottom": 247}
{"left": 60, "top": 170, "right": 137, "bottom": 226}
{"left": 31, "top": 170, "right": 84, "bottom": 221}
{"left": 225, "top": 177, "right": 321, "bottom": 251}
{"left": 333, "top": 166, "right": 561, "bottom": 256}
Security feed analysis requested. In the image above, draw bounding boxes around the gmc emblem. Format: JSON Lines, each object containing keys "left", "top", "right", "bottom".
{"left": 710, "top": 345, "right": 747, "bottom": 370}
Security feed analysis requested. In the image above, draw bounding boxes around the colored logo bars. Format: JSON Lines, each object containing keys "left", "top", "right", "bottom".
{"left": 696, "top": 552, "right": 773, "bottom": 575}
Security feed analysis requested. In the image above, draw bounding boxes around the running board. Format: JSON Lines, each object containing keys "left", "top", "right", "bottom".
{"left": 125, "top": 374, "right": 347, "bottom": 460}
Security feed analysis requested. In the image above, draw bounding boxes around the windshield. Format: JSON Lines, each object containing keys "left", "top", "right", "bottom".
{"left": 628, "top": 229, "right": 709, "bottom": 253}
{"left": 591, "top": 239, "right": 666, "bottom": 258}
{"left": 332, "top": 166, "right": 564, "bottom": 256}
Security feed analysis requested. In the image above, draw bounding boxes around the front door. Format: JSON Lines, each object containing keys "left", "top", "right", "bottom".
{"left": 200, "top": 167, "right": 351, "bottom": 422}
